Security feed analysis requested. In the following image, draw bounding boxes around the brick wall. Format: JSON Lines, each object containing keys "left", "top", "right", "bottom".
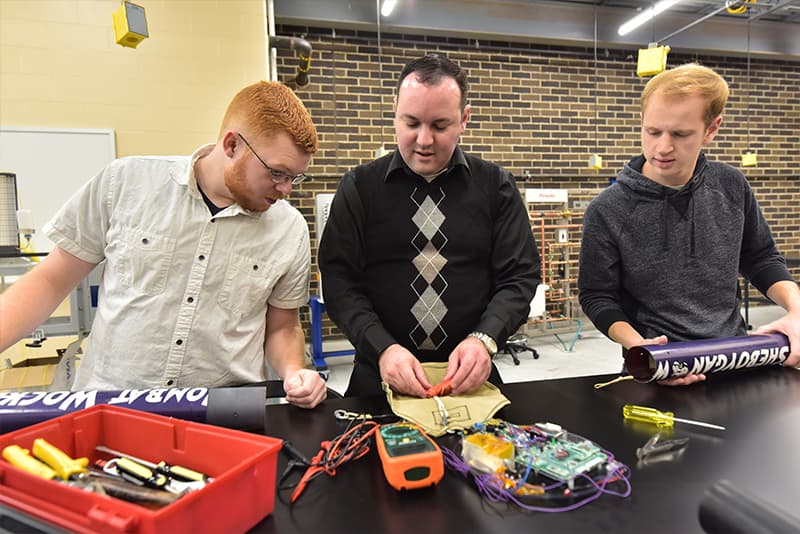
{"left": 276, "top": 25, "right": 800, "bottom": 341}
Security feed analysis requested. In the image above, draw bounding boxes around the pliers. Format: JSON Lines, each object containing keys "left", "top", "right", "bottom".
{"left": 2, "top": 438, "right": 106, "bottom": 494}
{"left": 636, "top": 432, "right": 689, "bottom": 464}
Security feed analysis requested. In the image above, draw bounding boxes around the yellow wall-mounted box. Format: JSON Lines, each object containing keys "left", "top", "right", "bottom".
{"left": 637, "top": 45, "right": 670, "bottom": 77}
{"left": 112, "top": 1, "right": 148, "bottom": 49}
{"left": 741, "top": 152, "right": 758, "bottom": 167}
{"left": 588, "top": 154, "right": 603, "bottom": 170}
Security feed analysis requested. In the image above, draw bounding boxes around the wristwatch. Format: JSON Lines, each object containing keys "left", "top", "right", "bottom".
{"left": 468, "top": 331, "right": 498, "bottom": 358}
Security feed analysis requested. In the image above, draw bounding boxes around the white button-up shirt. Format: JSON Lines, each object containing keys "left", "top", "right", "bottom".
{"left": 44, "top": 145, "right": 311, "bottom": 390}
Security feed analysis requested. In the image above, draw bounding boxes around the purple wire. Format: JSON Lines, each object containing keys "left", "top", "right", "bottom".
{"left": 441, "top": 429, "right": 632, "bottom": 513}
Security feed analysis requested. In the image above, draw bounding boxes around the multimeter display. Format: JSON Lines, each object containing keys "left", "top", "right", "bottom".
{"left": 375, "top": 423, "right": 444, "bottom": 491}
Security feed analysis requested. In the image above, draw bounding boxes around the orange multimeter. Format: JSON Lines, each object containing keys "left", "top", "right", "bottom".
{"left": 375, "top": 422, "right": 444, "bottom": 491}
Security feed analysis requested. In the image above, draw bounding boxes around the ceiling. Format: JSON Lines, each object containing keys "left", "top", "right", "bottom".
{"left": 274, "top": 0, "right": 800, "bottom": 59}
{"left": 561, "top": 0, "right": 800, "bottom": 24}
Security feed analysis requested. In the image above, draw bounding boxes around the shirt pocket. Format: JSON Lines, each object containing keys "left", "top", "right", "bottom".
{"left": 218, "top": 253, "right": 280, "bottom": 317}
{"left": 114, "top": 226, "right": 176, "bottom": 296}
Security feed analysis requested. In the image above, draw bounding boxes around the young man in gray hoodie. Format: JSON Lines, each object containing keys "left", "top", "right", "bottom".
{"left": 578, "top": 63, "right": 800, "bottom": 385}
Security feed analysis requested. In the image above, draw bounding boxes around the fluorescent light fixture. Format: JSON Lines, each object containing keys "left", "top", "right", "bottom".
{"left": 618, "top": 0, "right": 685, "bottom": 36}
{"left": 381, "top": 0, "right": 397, "bottom": 17}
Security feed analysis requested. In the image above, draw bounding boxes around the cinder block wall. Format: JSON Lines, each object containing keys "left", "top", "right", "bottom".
{"left": 276, "top": 26, "right": 800, "bottom": 340}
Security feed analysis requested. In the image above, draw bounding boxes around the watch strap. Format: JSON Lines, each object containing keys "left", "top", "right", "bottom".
{"left": 468, "top": 331, "right": 498, "bottom": 357}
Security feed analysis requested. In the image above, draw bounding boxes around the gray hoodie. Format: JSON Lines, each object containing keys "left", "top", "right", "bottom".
{"left": 578, "top": 153, "right": 792, "bottom": 342}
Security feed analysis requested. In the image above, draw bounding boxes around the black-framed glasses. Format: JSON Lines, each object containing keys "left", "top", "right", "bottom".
{"left": 237, "top": 133, "right": 308, "bottom": 185}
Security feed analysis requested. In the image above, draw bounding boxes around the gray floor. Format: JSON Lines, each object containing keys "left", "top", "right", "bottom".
{"left": 316, "top": 305, "right": 787, "bottom": 395}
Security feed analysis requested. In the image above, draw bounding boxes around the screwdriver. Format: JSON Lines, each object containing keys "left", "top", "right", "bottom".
{"left": 96, "top": 445, "right": 209, "bottom": 483}
{"left": 622, "top": 405, "right": 726, "bottom": 431}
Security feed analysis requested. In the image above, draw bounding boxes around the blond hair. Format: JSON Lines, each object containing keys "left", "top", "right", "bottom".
{"left": 641, "top": 63, "right": 729, "bottom": 127}
{"left": 220, "top": 81, "right": 318, "bottom": 153}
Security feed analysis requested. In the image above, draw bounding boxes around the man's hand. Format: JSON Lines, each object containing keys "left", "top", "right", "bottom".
{"left": 754, "top": 311, "right": 800, "bottom": 367}
{"left": 441, "top": 336, "right": 492, "bottom": 395}
{"left": 379, "top": 344, "right": 431, "bottom": 397}
{"left": 283, "top": 369, "right": 327, "bottom": 409}
{"left": 645, "top": 335, "right": 707, "bottom": 386}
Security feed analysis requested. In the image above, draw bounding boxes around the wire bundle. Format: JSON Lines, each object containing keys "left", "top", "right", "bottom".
{"left": 289, "top": 419, "right": 380, "bottom": 503}
{"left": 442, "top": 420, "right": 631, "bottom": 513}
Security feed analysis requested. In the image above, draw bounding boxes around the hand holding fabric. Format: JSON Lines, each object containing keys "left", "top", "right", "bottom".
{"left": 379, "top": 344, "right": 432, "bottom": 397}
{"left": 442, "top": 336, "right": 493, "bottom": 395}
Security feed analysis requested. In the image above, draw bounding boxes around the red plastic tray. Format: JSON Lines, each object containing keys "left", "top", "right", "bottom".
{"left": 0, "top": 404, "right": 281, "bottom": 533}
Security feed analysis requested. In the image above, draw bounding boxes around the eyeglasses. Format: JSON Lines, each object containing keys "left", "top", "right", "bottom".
{"left": 237, "top": 133, "right": 308, "bottom": 185}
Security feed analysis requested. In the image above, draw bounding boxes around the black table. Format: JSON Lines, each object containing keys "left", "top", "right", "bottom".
{"left": 255, "top": 366, "right": 800, "bottom": 533}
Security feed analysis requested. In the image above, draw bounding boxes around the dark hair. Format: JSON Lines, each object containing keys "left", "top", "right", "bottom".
{"left": 396, "top": 53, "right": 469, "bottom": 110}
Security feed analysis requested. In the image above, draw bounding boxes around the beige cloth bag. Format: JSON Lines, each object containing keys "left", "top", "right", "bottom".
{"left": 383, "top": 362, "right": 510, "bottom": 437}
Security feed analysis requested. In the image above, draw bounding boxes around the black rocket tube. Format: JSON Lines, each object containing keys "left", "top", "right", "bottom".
{"left": 624, "top": 333, "right": 791, "bottom": 383}
{"left": 0, "top": 386, "right": 267, "bottom": 434}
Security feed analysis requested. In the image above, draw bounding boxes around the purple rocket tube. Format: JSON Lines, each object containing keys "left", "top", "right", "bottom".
{"left": 0, "top": 386, "right": 267, "bottom": 434}
{"left": 624, "top": 333, "right": 791, "bottom": 383}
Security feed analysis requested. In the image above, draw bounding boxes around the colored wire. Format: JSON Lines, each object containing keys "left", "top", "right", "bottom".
{"left": 442, "top": 421, "right": 631, "bottom": 513}
{"left": 287, "top": 419, "right": 379, "bottom": 503}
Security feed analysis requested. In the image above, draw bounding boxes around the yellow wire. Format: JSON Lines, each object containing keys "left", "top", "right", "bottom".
{"left": 593, "top": 375, "right": 634, "bottom": 389}
{"left": 20, "top": 236, "right": 41, "bottom": 262}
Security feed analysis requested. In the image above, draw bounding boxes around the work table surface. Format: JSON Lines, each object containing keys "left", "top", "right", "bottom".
{"left": 255, "top": 366, "right": 800, "bottom": 533}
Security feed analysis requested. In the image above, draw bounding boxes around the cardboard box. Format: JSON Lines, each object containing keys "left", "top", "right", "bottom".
{"left": 0, "top": 405, "right": 281, "bottom": 533}
{"left": 2, "top": 335, "right": 78, "bottom": 369}
{"left": 0, "top": 336, "right": 82, "bottom": 391}
{"left": 0, "top": 365, "right": 57, "bottom": 391}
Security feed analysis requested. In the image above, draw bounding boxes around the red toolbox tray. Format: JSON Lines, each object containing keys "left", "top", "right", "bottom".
{"left": 0, "top": 404, "right": 281, "bottom": 533}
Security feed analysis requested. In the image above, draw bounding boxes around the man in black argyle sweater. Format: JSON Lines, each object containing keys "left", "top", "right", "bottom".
{"left": 320, "top": 53, "right": 541, "bottom": 397}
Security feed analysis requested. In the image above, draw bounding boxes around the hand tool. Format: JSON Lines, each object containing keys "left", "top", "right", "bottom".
{"left": 99, "top": 457, "right": 181, "bottom": 493}
{"left": 622, "top": 405, "right": 725, "bottom": 431}
{"left": 3, "top": 445, "right": 57, "bottom": 480}
{"left": 95, "top": 445, "right": 210, "bottom": 485}
{"left": 88, "top": 468, "right": 181, "bottom": 506}
{"left": 635, "top": 432, "right": 689, "bottom": 460}
{"left": 3, "top": 440, "right": 106, "bottom": 494}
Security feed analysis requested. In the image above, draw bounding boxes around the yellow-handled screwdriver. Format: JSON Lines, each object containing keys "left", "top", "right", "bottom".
{"left": 622, "top": 405, "right": 726, "bottom": 431}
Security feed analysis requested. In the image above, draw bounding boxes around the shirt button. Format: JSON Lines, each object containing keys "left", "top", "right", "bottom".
{"left": 210, "top": 219, "right": 216, "bottom": 223}
{"left": 252, "top": 265, "right": 259, "bottom": 271}
{"left": 176, "top": 339, "right": 183, "bottom": 345}
{"left": 187, "top": 297, "right": 194, "bottom": 303}
{"left": 198, "top": 255, "right": 205, "bottom": 261}
{"left": 142, "top": 238, "right": 149, "bottom": 245}
{"left": 166, "top": 379, "right": 174, "bottom": 386}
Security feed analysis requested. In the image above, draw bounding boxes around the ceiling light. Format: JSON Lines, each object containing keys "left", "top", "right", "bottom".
{"left": 618, "top": 0, "right": 685, "bottom": 36}
{"left": 381, "top": 0, "right": 397, "bottom": 17}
